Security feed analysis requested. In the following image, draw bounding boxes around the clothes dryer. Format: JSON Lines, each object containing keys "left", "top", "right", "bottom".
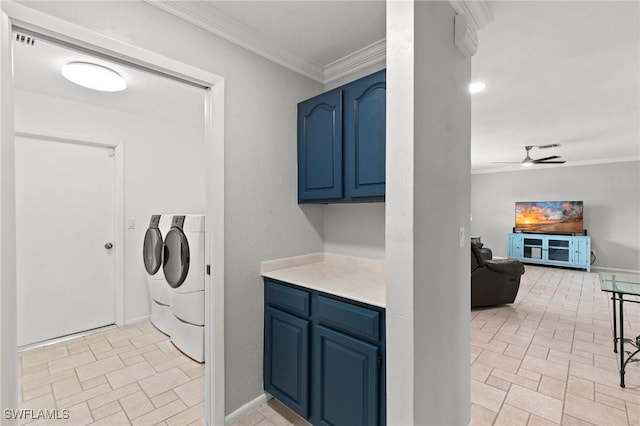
{"left": 144, "top": 214, "right": 174, "bottom": 335}
{"left": 163, "top": 214, "right": 205, "bottom": 362}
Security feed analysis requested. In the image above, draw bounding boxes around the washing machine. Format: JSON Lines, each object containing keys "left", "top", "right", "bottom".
{"left": 163, "top": 214, "right": 205, "bottom": 362}
{"left": 143, "top": 214, "right": 174, "bottom": 335}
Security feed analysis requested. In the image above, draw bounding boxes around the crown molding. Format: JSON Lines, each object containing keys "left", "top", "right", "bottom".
{"left": 145, "top": 1, "right": 492, "bottom": 82}
{"left": 449, "top": 0, "right": 493, "bottom": 58}
{"left": 448, "top": 0, "right": 493, "bottom": 31}
{"left": 454, "top": 14, "right": 478, "bottom": 58}
{"left": 324, "top": 39, "right": 386, "bottom": 84}
{"left": 144, "top": 0, "right": 325, "bottom": 83}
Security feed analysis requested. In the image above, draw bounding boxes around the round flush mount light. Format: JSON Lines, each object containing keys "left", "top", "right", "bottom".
{"left": 61, "top": 62, "right": 127, "bottom": 92}
{"left": 469, "top": 81, "right": 486, "bottom": 94}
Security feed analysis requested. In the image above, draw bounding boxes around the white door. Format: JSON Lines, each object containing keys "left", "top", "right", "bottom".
{"left": 16, "top": 135, "right": 116, "bottom": 347}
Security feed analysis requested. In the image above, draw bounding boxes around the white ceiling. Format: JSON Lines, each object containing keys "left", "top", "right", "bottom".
{"left": 210, "top": 1, "right": 386, "bottom": 66}
{"left": 471, "top": 1, "right": 639, "bottom": 172}
{"left": 12, "top": 34, "right": 204, "bottom": 127}
{"left": 12, "top": 1, "right": 639, "bottom": 174}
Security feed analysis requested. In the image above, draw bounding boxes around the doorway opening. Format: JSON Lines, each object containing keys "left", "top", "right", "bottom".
{"left": 1, "top": 5, "right": 225, "bottom": 424}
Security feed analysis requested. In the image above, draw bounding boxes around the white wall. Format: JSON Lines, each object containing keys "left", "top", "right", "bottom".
{"left": 471, "top": 161, "right": 640, "bottom": 271}
{"left": 14, "top": 88, "right": 206, "bottom": 323}
{"left": 323, "top": 203, "right": 385, "bottom": 259}
{"left": 13, "top": 0, "right": 325, "bottom": 415}
{"left": 387, "top": 1, "right": 471, "bottom": 424}
{"left": 413, "top": 2, "right": 471, "bottom": 423}
{"left": 0, "top": 9, "right": 18, "bottom": 417}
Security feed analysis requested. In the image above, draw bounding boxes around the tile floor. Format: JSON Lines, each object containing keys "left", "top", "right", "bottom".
{"left": 18, "top": 320, "right": 205, "bottom": 425}
{"left": 232, "top": 266, "right": 640, "bottom": 426}
{"left": 469, "top": 265, "right": 640, "bottom": 425}
{"left": 229, "top": 399, "right": 311, "bottom": 426}
{"left": 19, "top": 266, "right": 640, "bottom": 425}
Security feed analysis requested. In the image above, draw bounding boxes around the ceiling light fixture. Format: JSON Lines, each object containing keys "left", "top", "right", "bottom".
{"left": 469, "top": 81, "right": 486, "bottom": 94}
{"left": 61, "top": 62, "right": 127, "bottom": 92}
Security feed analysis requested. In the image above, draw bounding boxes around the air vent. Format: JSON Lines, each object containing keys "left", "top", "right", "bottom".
{"left": 15, "top": 33, "right": 35, "bottom": 46}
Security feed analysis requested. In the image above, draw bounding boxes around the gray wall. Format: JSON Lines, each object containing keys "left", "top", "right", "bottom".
{"left": 386, "top": 1, "right": 471, "bottom": 424}
{"left": 412, "top": 2, "right": 471, "bottom": 423}
{"left": 22, "top": 0, "right": 325, "bottom": 415}
{"left": 323, "top": 204, "right": 385, "bottom": 259}
{"left": 471, "top": 161, "right": 640, "bottom": 271}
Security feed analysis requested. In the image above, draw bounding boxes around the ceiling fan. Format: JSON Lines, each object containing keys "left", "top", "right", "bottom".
{"left": 495, "top": 144, "right": 566, "bottom": 167}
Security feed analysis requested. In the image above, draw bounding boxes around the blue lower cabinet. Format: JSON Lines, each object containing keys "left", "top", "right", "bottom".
{"left": 313, "top": 325, "right": 379, "bottom": 426}
{"left": 264, "top": 307, "right": 310, "bottom": 418}
{"left": 264, "top": 279, "right": 385, "bottom": 425}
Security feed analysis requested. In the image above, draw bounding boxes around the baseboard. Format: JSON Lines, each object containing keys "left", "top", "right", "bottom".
{"left": 124, "top": 315, "right": 151, "bottom": 326}
{"left": 18, "top": 324, "right": 118, "bottom": 352}
{"left": 592, "top": 266, "right": 640, "bottom": 274}
{"left": 225, "top": 392, "right": 271, "bottom": 425}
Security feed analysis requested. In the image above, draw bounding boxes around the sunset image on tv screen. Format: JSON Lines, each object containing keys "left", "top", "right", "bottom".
{"left": 515, "top": 201, "right": 583, "bottom": 233}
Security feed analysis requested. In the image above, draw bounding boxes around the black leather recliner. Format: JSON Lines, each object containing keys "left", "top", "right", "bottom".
{"left": 471, "top": 243, "right": 525, "bottom": 308}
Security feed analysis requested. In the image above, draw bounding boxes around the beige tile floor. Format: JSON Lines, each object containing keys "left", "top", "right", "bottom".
{"left": 469, "top": 265, "right": 640, "bottom": 425}
{"left": 230, "top": 399, "right": 311, "bottom": 426}
{"left": 18, "top": 320, "right": 205, "bottom": 425}
{"left": 19, "top": 266, "right": 640, "bottom": 426}
{"left": 233, "top": 266, "right": 640, "bottom": 426}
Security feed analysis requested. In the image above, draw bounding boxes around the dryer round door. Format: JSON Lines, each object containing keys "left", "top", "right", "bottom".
{"left": 163, "top": 228, "right": 190, "bottom": 288}
{"left": 143, "top": 228, "right": 163, "bottom": 275}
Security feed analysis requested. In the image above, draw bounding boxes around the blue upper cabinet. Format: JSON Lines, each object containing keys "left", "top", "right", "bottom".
{"left": 344, "top": 69, "right": 386, "bottom": 200}
{"left": 298, "top": 89, "right": 343, "bottom": 202}
{"left": 298, "top": 70, "right": 386, "bottom": 204}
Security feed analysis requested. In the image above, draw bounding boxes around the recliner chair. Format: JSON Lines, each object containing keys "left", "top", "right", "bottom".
{"left": 471, "top": 243, "right": 525, "bottom": 308}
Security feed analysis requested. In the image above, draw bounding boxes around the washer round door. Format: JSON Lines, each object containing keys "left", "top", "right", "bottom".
{"left": 143, "top": 227, "right": 163, "bottom": 275}
{"left": 163, "top": 228, "right": 190, "bottom": 288}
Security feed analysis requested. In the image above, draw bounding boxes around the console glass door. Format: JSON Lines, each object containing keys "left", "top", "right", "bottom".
{"left": 523, "top": 238, "right": 543, "bottom": 259}
{"left": 548, "top": 239, "right": 570, "bottom": 262}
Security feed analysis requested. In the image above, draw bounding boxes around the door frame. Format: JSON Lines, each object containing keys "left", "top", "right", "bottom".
{"left": 0, "top": 3, "right": 226, "bottom": 425}
{"left": 15, "top": 130, "right": 125, "bottom": 331}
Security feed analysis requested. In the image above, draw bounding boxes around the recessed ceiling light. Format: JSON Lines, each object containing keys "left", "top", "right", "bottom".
{"left": 469, "top": 82, "right": 486, "bottom": 94}
{"left": 61, "top": 62, "right": 127, "bottom": 92}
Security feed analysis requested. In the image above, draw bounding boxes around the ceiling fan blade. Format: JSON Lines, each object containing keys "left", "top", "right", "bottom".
{"left": 535, "top": 160, "right": 566, "bottom": 164}
{"left": 533, "top": 155, "right": 560, "bottom": 162}
{"left": 536, "top": 144, "right": 560, "bottom": 149}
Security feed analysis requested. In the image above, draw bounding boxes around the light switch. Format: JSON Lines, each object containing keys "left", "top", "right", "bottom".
{"left": 459, "top": 226, "right": 465, "bottom": 248}
{"left": 127, "top": 219, "right": 136, "bottom": 230}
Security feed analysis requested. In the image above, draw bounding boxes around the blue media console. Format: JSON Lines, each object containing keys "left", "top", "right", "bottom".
{"left": 508, "top": 233, "right": 591, "bottom": 272}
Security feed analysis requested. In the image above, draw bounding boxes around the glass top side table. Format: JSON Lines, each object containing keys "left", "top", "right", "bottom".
{"left": 599, "top": 272, "right": 640, "bottom": 388}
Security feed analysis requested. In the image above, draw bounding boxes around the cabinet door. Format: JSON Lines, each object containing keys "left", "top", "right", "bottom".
{"left": 522, "top": 237, "right": 544, "bottom": 261}
{"left": 573, "top": 237, "right": 591, "bottom": 271}
{"left": 343, "top": 70, "right": 386, "bottom": 200}
{"left": 298, "top": 89, "right": 343, "bottom": 202}
{"left": 264, "top": 307, "right": 310, "bottom": 418}
{"left": 313, "top": 325, "right": 379, "bottom": 426}
{"left": 547, "top": 238, "right": 572, "bottom": 263}
{"left": 508, "top": 234, "right": 523, "bottom": 259}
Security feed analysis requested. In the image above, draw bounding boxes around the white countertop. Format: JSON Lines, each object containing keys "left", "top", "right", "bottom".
{"left": 261, "top": 253, "right": 386, "bottom": 308}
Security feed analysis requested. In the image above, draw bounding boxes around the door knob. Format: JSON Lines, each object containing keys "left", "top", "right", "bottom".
{"left": 105, "top": 242, "right": 113, "bottom": 249}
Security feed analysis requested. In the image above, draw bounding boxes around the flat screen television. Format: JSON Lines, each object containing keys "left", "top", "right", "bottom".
{"left": 515, "top": 201, "right": 584, "bottom": 234}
